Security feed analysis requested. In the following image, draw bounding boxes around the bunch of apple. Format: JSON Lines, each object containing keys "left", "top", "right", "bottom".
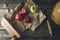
{"left": 15, "top": 5, "right": 37, "bottom": 23}
{"left": 15, "top": 7, "right": 29, "bottom": 23}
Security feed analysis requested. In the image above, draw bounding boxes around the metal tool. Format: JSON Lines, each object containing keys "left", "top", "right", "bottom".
{"left": 47, "top": 20, "right": 53, "bottom": 36}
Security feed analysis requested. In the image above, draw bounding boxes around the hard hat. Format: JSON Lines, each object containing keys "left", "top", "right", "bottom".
{"left": 51, "top": 1, "right": 60, "bottom": 25}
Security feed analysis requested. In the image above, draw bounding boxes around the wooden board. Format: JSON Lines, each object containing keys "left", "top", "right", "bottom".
{"left": 1, "top": 17, "right": 20, "bottom": 38}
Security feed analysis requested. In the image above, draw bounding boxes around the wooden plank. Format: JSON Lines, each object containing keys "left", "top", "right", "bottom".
{"left": 1, "top": 17, "right": 20, "bottom": 38}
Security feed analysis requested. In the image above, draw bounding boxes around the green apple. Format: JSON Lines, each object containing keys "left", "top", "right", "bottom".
{"left": 30, "top": 5, "right": 37, "bottom": 13}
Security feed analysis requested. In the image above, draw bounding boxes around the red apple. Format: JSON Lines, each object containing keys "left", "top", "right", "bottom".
{"left": 21, "top": 8, "right": 26, "bottom": 14}
{"left": 15, "top": 13, "right": 21, "bottom": 20}
{"left": 23, "top": 17, "right": 29, "bottom": 23}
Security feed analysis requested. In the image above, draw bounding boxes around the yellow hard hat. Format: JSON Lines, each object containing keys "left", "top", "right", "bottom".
{"left": 51, "top": 1, "right": 60, "bottom": 25}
